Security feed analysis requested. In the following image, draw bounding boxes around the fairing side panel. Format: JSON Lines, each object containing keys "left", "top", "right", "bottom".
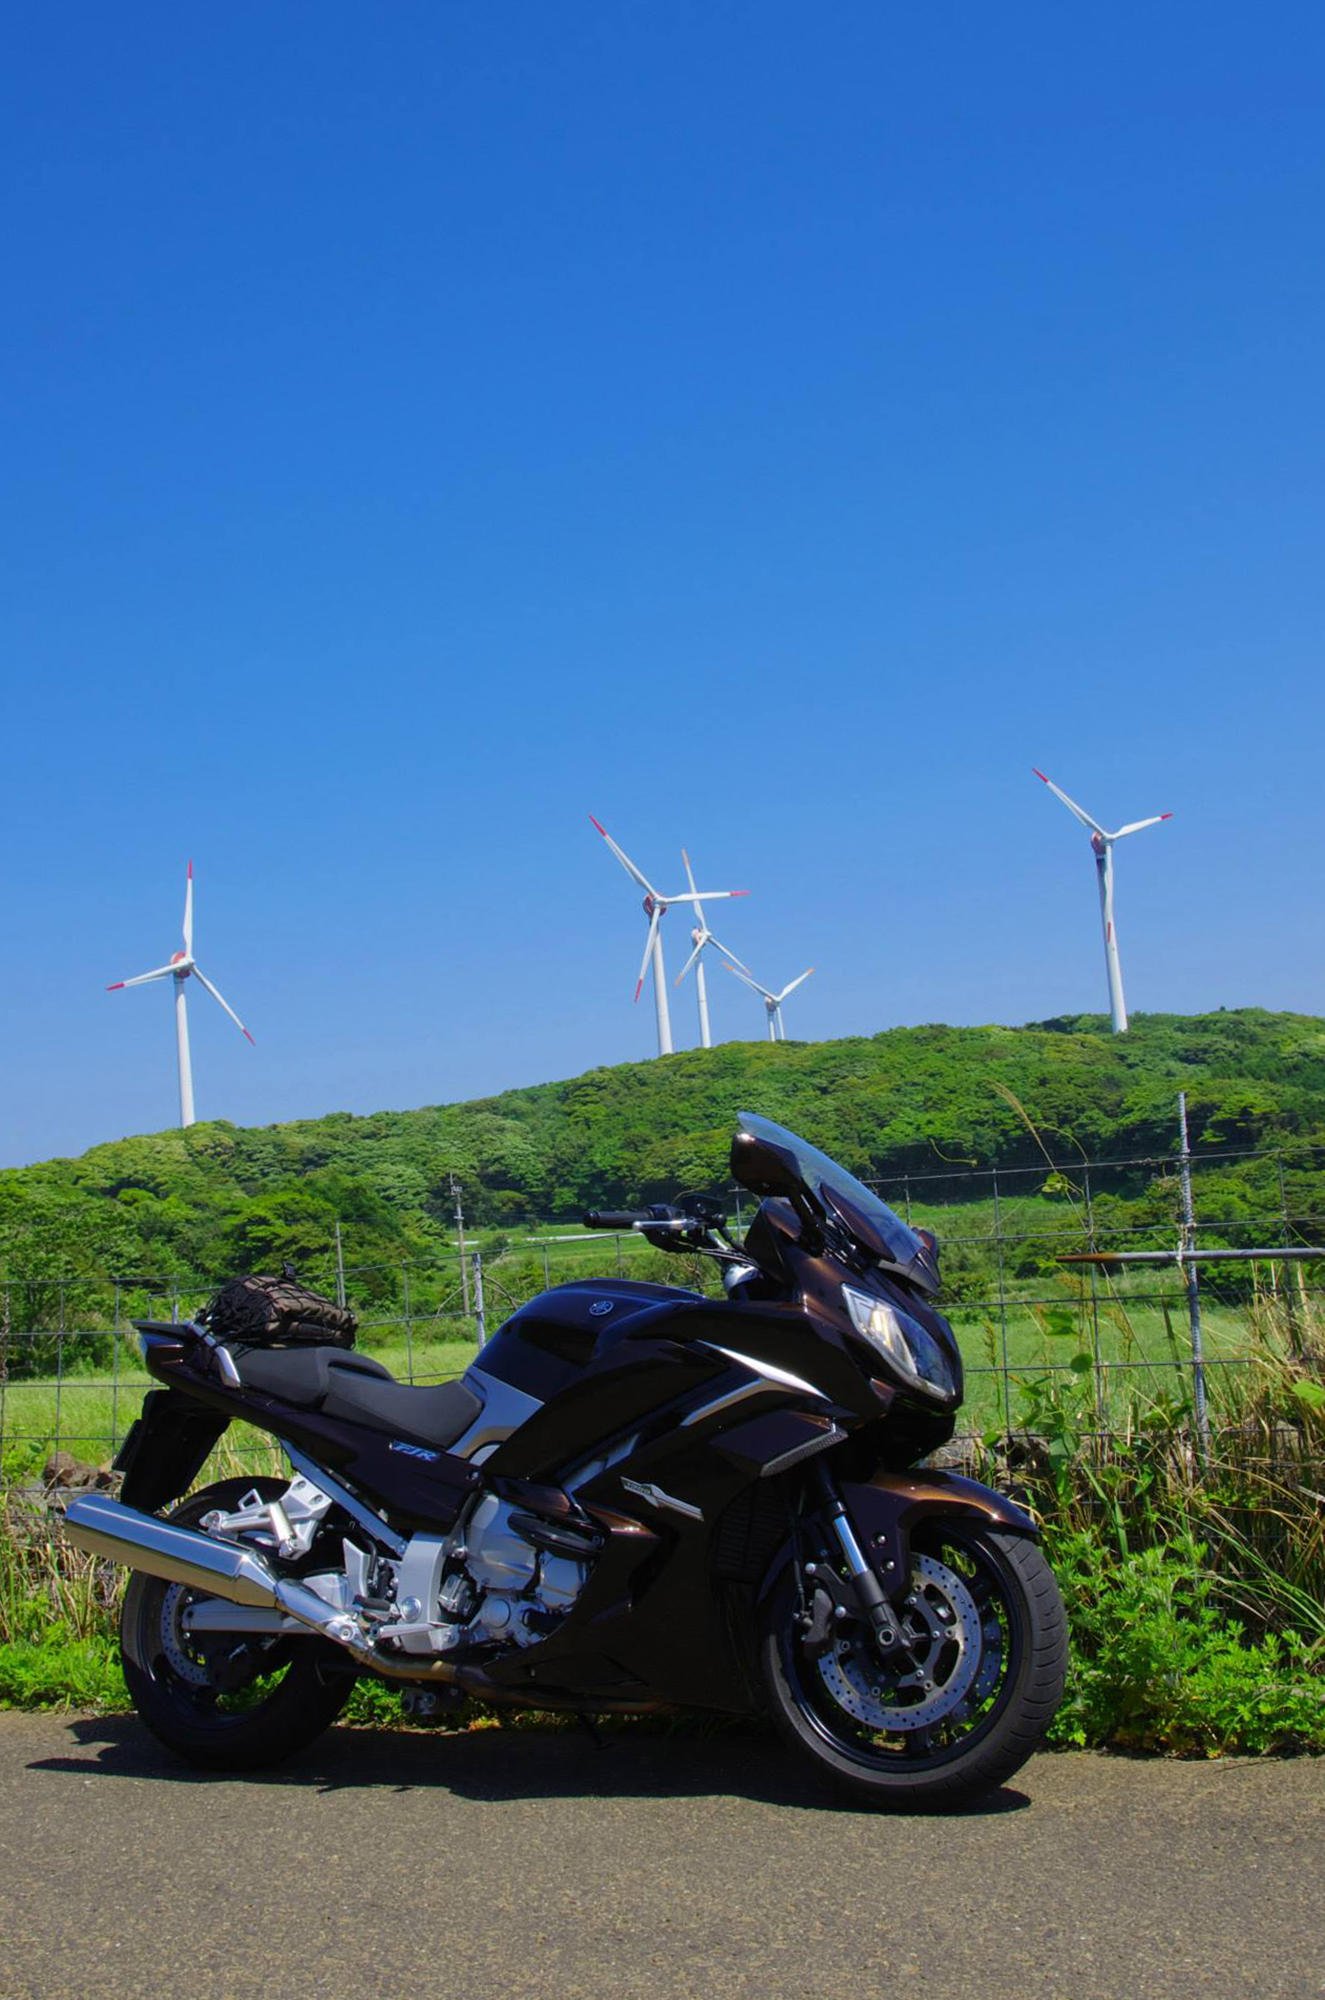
{"left": 484, "top": 1295, "right": 875, "bottom": 1482}
{"left": 485, "top": 1424, "right": 789, "bottom": 1713}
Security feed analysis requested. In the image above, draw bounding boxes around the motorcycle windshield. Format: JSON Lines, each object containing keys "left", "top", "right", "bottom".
{"left": 735, "top": 1112, "right": 939, "bottom": 1294}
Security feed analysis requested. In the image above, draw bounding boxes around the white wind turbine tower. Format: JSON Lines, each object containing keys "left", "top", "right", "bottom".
{"left": 107, "top": 861, "right": 255, "bottom": 1127}
{"left": 1034, "top": 769, "right": 1172, "bottom": 1034}
{"left": 672, "top": 848, "right": 754, "bottom": 1049}
{"left": 722, "top": 960, "right": 815, "bottom": 1042}
{"left": 590, "top": 817, "right": 748, "bottom": 1055}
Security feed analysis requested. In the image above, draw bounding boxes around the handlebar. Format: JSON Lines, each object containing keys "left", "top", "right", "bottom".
{"left": 583, "top": 1209, "right": 666, "bottom": 1231}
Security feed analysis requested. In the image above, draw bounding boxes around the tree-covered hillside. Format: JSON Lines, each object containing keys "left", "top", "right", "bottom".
{"left": 3, "top": 1009, "right": 1324, "bottom": 1286}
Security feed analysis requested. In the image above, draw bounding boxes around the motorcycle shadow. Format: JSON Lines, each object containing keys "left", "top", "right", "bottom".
{"left": 33, "top": 1714, "right": 1031, "bottom": 1817}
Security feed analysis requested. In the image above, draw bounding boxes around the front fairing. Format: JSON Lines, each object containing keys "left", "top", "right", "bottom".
{"left": 734, "top": 1112, "right": 941, "bottom": 1296}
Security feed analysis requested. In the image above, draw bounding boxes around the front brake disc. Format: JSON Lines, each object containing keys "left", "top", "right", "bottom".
{"left": 816, "top": 1552, "right": 984, "bottom": 1731}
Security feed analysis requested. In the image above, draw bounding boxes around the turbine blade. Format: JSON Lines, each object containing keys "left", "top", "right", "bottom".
{"left": 182, "top": 860, "right": 194, "bottom": 955}
{"left": 1112, "top": 813, "right": 1173, "bottom": 838}
{"left": 681, "top": 848, "right": 700, "bottom": 901}
{"left": 722, "top": 960, "right": 772, "bottom": 1000}
{"left": 674, "top": 935, "right": 705, "bottom": 985}
{"left": 107, "top": 963, "right": 178, "bottom": 990}
{"left": 666, "top": 889, "right": 750, "bottom": 912}
{"left": 192, "top": 966, "right": 255, "bottom": 1043}
{"left": 702, "top": 932, "right": 751, "bottom": 973}
{"left": 1033, "top": 768, "right": 1106, "bottom": 836}
{"left": 589, "top": 814, "right": 658, "bottom": 897}
{"left": 634, "top": 907, "right": 662, "bottom": 1002}
{"left": 775, "top": 967, "right": 815, "bottom": 1001}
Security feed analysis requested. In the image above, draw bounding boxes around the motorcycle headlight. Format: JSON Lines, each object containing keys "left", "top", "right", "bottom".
{"left": 841, "top": 1286, "right": 959, "bottom": 1406}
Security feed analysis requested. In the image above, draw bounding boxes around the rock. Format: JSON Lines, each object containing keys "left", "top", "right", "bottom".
{"left": 41, "top": 1451, "right": 117, "bottom": 1493}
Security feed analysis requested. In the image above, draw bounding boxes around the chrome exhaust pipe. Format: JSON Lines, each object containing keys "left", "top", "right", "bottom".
{"left": 63, "top": 1491, "right": 379, "bottom": 1664}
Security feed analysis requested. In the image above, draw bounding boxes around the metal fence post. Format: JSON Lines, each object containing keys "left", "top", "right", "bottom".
{"left": 1177, "top": 1092, "right": 1212, "bottom": 1465}
{"left": 472, "top": 1249, "right": 486, "bottom": 1348}
{"left": 1277, "top": 1156, "right": 1304, "bottom": 1358}
{"left": 111, "top": 1278, "right": 123, "bottom": 1452}
{"left": 334, "top": 1223, "right": 347, "bottom": 1310}
{"left": 1083, "top": 1163, "right": 1105, "bottom": 1423}
{"left": 990, "top": 1169, "right": 1013, "bottom": 1436}
{"left": 0, "top": 1280, "right": 8, "bottom": 1465}
{"left": 55, "top": 1279, "right": 67, "bottom": 1459}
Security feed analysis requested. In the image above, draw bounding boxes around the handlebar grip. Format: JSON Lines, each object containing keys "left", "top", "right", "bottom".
{"left": 583, "top": 1210, "right": 653, "bottom": 1230}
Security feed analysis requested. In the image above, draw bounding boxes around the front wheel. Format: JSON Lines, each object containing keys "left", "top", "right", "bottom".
{"left": 760, "top": 1524, "right": 1066, "bottom": 1810}
{"left": 120, "top": 1477, "right": 357, "bottom": 1770}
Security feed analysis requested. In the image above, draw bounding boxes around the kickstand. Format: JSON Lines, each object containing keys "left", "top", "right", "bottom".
{"left": 574, "top": 1710, "right": 608, "bottom": 1749}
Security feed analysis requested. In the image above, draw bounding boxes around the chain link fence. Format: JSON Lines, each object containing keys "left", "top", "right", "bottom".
{"left": 3, "top": 1117, "right": 1322, "bottom": 1480}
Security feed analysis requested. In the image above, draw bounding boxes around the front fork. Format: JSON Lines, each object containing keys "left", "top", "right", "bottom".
{"left": 800, "top": 1462, "right": 902, "bottom": 1655}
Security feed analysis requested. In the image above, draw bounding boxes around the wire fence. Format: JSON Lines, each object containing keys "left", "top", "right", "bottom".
{"left": 3, "top": 1107, "right": 1323, "bottom": 1480}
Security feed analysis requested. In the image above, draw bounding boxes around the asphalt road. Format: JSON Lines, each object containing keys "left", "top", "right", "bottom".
{"left": 0, "top": 1710, "right": 1321, "bottom": 2000}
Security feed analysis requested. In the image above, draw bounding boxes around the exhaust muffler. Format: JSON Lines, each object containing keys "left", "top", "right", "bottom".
{"left": 63, "top": 1491, "right": 378, "bottom": 1664}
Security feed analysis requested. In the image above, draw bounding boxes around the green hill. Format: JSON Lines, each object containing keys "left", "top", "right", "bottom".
{"left": 3, "top": 1009, "right": 1325, "bottom": 1291}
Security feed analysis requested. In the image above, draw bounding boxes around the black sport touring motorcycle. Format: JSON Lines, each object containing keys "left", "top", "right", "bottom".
{"left": 66, "top": 1114, "right": 1067, "bottom": 1808}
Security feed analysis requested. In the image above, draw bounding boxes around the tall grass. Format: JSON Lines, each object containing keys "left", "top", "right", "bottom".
{"left": 967, "top": 1294, "right": 1325, "bottom": 1751}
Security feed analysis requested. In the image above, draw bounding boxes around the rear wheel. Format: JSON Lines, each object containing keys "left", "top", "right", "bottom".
{"left": 120, "top": 1477, "right": 357, "bottom": 1770}
{"left": 760, "top": 1524, "right": 1066, "bottom": 1810}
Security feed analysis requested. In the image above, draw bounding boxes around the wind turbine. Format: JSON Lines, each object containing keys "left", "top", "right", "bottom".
{"left": 1034, "top": 769, "right": 1172, "bottom": 1034}
{"left": 107, "top": 862, "right": 254, "bottom": 1127}
{"left": 673, "top": 848, "right": 753, "bottom": 1049}
{"left": 589, "top": 817, "right": 747, "bottom": 1055}
{"left": 722, "top": 960, "right": 815, "bottom": 1042}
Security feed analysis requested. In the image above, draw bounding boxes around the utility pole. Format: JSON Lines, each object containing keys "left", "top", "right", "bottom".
{"left": 1177, "top": 1092, "right": 1211, "bottom": 1465}
{"left": 472, "top": 1248, "right": 486, "bottom": 1348}
{"left": 333, "top": 1221, "right": 347, "bottom": 1310}
{"left": 450, "top": 1173, "right": 471, "bottom": 1316}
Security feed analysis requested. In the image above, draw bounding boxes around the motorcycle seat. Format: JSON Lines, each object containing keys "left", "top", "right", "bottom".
{"left": 228, "top": 1343, "right": 482, "bottom": 1450}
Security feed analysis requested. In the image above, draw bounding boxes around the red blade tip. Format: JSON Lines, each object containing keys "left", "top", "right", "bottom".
{"left": 1160, "top": 812, "right": 1174, "bottom": 820}
{"left": 633, "top": 979, "right": 644, "bottom": 1003}
{"left": 1032, "top": 768, "right": 1049, "bottom": 783}
{"left": 106, "top": 982, "right": 124, "bottom": 991}
{"left": 588, "top": 814, "right": 606, "bottom": 836}
{"left": 244, "top": 1029, "right": 255, "bottom": 1044}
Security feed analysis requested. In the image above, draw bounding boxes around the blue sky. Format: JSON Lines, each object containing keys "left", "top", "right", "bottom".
{"left": 2, "top": 3, "right": 1322, "bottom": 1167}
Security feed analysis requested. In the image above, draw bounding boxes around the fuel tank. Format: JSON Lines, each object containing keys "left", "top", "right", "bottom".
{"left": 476, "top": 1278, "right": 701, "bottom": 1402}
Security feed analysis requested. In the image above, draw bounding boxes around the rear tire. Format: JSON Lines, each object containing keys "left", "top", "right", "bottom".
{"left": 760, "top": 1524, "right": 1066, "bottom": 1811}
{"left": 120, "top": 1477, "right": 357, "bottom": 1771}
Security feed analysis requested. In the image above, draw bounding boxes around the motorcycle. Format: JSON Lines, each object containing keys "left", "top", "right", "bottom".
{"left": 65, "top": 1112, "right": 1067, "bottom": 1808}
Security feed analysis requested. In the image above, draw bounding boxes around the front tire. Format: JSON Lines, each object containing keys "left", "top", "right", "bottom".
{"left": 120, "top": 1477, "right": 357, "bottom": 1770}
{"left": 760, "top": 1524, "right": 1066, "bottom": 1810}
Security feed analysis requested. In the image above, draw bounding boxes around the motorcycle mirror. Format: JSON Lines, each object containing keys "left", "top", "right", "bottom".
{"left": 730, "top": 1129, "right": 806, "bottom": 1200}
{"left": 730, "top": 1131, "right": 826, "bottom": 1245}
